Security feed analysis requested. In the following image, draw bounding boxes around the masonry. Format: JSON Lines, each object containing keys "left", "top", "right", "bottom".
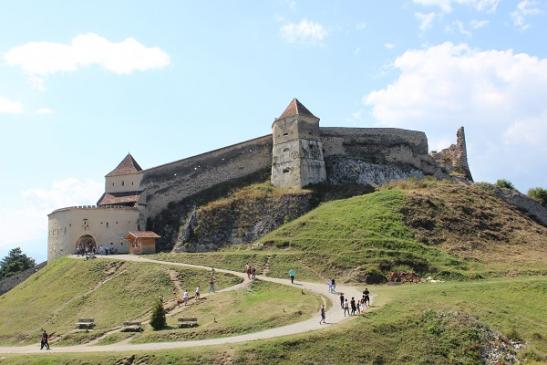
{"left": 47, "top": 98, "right": 472, "bottom": 259}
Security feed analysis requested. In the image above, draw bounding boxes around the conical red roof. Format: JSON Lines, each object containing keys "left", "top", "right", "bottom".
{"left": 106, "top": 153, "right": 142, "bottom": 177}
{"left": 278, "top": 98, "right": 318, "bottom": 120}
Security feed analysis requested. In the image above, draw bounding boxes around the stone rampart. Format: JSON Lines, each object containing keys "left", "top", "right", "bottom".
{"left": 140, "top": 135, "right": 273, "bottom": 223}
{"left": 0, "top": 262, "right": 46, "bottom": 295}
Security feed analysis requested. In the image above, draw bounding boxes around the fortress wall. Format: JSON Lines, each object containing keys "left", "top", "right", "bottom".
{"left": 105, "top": 173, "right": 142, "bottom": 194}
{"left": 140, "top": 135, "right": 273, "bottom": 221}
{"left": 47, "top": 206, "right": 139, "bottom": 260}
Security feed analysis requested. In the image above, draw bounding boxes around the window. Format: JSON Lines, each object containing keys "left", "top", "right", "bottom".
{"left": 283, "top": 148, "right": 289, "bottom": 152}
{"left": 131, "top": 182, "right": 134, "bottom": 185}
{"left": 112, "top": 182, "right": 114, "bottom": 186}
{"left": 122, "top": 181, "right": 125, "bottom": 186}
{"left": 106, "top": 222, "right": 109, "bottom": 228}
{"left": 283, "top": 132, "right": 289, "bottom": 136}
{"left": 283, "top": 168, "right": 290, "bottom": 173}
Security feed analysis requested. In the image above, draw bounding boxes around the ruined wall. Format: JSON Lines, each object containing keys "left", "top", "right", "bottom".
{"left": 320, "top": 127, "right": 443, "bottom": 186}
{"left": 431, "top": 127, "right": 473, "bottom": 181}
{"left": 0, "top": 262, "right": 46, "bottom": 295}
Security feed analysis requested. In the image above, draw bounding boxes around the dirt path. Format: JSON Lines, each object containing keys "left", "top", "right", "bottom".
{"left": 0, "top": 255, "right": 370, "bottom": 354}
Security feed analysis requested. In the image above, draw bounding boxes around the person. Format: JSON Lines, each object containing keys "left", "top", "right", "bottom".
{"left": 319, "top": 304, "right": 326, "bottom": 324}
{"left": 195, "top": 286, "right": 200, "bottom": 300}
{"left": 331, "top": 278, "right": 336, "bottom": 293}
{"left": 356, "top": 299, "right": 361, "bottom": 314}
{"left": 339, "top": 293, "right": 345, "bottom": 309}
{"left": 363, "top": 288, "right": 370, "bottom": 307}
{"left": 40, "top": 329, "right": 50, "bottom": 350}
{"left": 343, "top": 299, "right": 350, "bottom": 317}
{"left": 208, "top": 274, "right": 216, "bottom": 293}
{"left": 288, "top": 269, "right": 296, "bottom": 284}
{"left": 251, "top": 266, "right": 257, "bottom": 280}
{"left": 182, "top": 289, "right": 189, "bottom": 306}
{"left": 327, "top": 280, "right": 332, "bottom": 293}
{"left": 350, "top": 297, "right": 356, "bottom": 316}
{"left": 246, "top": 265, "right": 252, "bottom": 280}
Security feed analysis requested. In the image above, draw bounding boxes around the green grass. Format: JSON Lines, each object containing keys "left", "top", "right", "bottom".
{"left": 0, "top": 258, "right": 240, "bottom": 345}
{"left": 5, "top": 276, "right": 546, "bottom": 364}
{"left": 125, "top": 280, "right": 323, "bottom": 343}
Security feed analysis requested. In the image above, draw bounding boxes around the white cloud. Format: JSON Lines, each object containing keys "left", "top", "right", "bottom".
{"left": 415, "top": 12, "right": 437, "bottom": 31}
{"left": 364, "top": 42, "right": 547, "bottom": 189}
{"left": 0, "top": 178, "right": 102, "bottom": 249}
{"left": 470, "top": 19, "right": 489, "bottom": 29}
{"left": 35, "top": 107, "right": 54, "bottom": 115}
{"left": 446, "top": 20, "right": 472, "bottom": 36}
{"left": 412, "top": 0, "right": 500, "bottom": 13}
{"left": 280, "top": 19, "right": 328, "bottom": 44}
{"left": 4, "top": 33, "right": 170, "bottom": 90}
{"left": 384, "top": 43, "right": 396, "bottom": 49}
{"left": 0, "top": 96, "right": 23, "bottom": 114}
{"left": 511, "top": 0, "right": 541, "bottom": 30}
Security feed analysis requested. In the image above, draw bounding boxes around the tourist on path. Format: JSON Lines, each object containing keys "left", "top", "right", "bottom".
{"left": 339, "top": 293, "right": 345, "bottom": 308}
{"left": 182, "top": 290, "right": 189, "bottom": 306}
{"left": 327, "top": 280, "right": 332, "bottom": 293}
{"left": 343, "top": 299, "right": 350, "bottom": 317}
{"left": 195, "top": 286, "right": 200, "bottom": 300}
{"left": 246, "top": 265, "right": 252, "bottom": 280}
{"left": 331, "top": 278, "right": 336, "bottom": 293}
{"left": 251, "top": 266, "right": 257, "bottom": 280}
{"left": 319, "top": 304, "right": 326, "bottom": 325}
{"left": 208, "top": 274, "right": 216, "bottom": 293}
{"left": 363, "top": 288, "right": 370, "bottom": 307}
{"left": 350, "top": 297, "right": 356, "bottom": 316}
{"left": 40, "top": 329, "right": 50, "bottom": 350}
{"left": 288, "top": 269, "right": 296, "bottom": 284}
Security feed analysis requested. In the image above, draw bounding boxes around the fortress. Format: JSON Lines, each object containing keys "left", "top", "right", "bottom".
{"left": 47, "top": 98, "right": 472, "bottom": 260}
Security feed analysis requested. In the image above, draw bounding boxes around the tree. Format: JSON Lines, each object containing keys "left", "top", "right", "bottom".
{"left": 0, "top": 247, "right": 35, "bottom": 280}
{"left": 150, "top": 297, "right": 167, "bottom": 330}
{"left": 496, "top": 179, "right": 515, "bottom": 190}
{"left": 528, "top": 187, "right": 547, "bottom": 208}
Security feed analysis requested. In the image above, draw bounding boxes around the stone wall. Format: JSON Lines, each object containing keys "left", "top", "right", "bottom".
{"left": 0, "top": 262, "right": 46, "bottom": 295}
{"left": 431, "top": 127, "right": 473, "bottom": 181}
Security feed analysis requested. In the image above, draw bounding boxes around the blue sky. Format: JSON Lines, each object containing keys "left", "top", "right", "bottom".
{"left": 1, "top": 0, "right": 546, "bottom": 262}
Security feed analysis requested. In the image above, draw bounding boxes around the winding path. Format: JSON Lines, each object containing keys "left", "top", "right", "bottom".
{"left": 0, "top": 255, "right": 368, "bottom": 354}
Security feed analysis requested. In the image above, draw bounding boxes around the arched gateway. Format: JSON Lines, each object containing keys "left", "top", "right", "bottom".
{"left": 76, "top": 234, "right": 96, "bottom": 253}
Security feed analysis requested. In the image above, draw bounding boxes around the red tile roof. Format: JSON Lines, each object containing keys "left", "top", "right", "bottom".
{"left": 97, "top": 192, "right": 140, "bottom": 206}
{"left": 278, "top": 98, "right": 318, "bottom": 120}
{"left": 106, "top": 154, "right": 143, "bottom": 177}
{"left": 126, "top": 231, "right": 161, "bottom": 239}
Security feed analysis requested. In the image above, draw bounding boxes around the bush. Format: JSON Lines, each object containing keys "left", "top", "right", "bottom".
{"left": 149, "top": 298, "right": 166, "bottom": 330}
{"left": 0, "top": 247, "right": 35, "bottom": 280}
{"left": 528, "top": 187, "right": 547, "bottom": 208}
{"left": 495, "top": 179, "right": 515, "bottom": 190}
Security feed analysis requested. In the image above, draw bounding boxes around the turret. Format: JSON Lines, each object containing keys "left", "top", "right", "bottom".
{"left": 271, "top": 98, "right": 326, "bottom": 188}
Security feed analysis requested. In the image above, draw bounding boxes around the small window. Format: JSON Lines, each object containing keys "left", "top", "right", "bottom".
{"left": 116, "top": 221, "right": 118, "bottom": 225}
{"left": 112, "top": 182, "right": 114, "bottom": 186}
{"left": 283, "top": 132, "right": 289, "bottom": 136}
{"left": 122, "top": 181, "right": 125, "bottom": 186}
{"left": 283, "top": 148, "right": 289, "bottom": 152}
{"left": 131, "top": 181, "right": 134, "bottom": 185}
{"left": 106, "top": 222, "right": 109, "bottom": 228}
{"left": 282, "top": 168, "right": 290, "bottom": 173}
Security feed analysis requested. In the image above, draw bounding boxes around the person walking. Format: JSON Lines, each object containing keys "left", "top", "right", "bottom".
{"left": 363, "top": 288, "right": 370, "bottom": 307}
{"left": 208, "top": 274, "right": 216, "bottom": 293}
{"left": 182, "top": 289, "right": 189, "bottom": 306}
{"left": 195, "top": 286, "right": 200, "bottom": 300}
{"left": 288, "top": 269, "right": 296, "bottom": 284}
{"left": 356, "top": 299, "right": 361, "bottom": 314}
{"left": 350, "top": 297, "right": 356, "bottom": 316}
{"left": 251, "top": 266, "right": 257, "bottom": 280}
{"left": 343, "top": 299, "right": 350, "bottom": 317}
{"left": 331, "top": 278, "right": 336, "bottom": 293}
{"left": 40, "top": 329, "right": 50, "bottom": 350}
{"left": 319, "top": 304, "right": 326, "bottom": 325}
{"left": 327, "top": 280, "right": 332, "bottom": 293}
{"left": 339, "top": 293, "right": 345, "bottom": 309}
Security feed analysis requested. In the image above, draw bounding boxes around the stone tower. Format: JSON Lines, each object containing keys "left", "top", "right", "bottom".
{"left": 271, "top": 98, "right": 327, "bottom": 188}
{"left": 431, "top": 126, "right": 473, "bottom": 181}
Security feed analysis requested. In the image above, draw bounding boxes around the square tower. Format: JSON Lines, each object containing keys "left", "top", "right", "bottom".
{"left": 271, "top": 98, "right": 326, "bottom": 188}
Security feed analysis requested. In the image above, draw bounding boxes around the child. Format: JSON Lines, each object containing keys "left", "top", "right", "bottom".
{"left": 319, "top": 304, "right": 326, "bottom": 324}
{"left": 195, "top": 286, "right": 200, "bottom": 300}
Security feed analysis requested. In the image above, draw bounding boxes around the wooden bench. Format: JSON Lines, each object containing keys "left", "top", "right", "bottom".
{"left": 178, "top": 317, "right": 198, "bottom": 328}
{"left": 75, "top": 318, "right": 95, "bottom": 330}
{"left": 121, "top": 321, "right": 143, "bottom": 332}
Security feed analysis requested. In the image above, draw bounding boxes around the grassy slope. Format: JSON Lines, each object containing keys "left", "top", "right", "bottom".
{"left": 7, "top": 276, "right": 546, "bottom": 365}
{"left": 127, "top": 280, "right": 323, "bottom": 343}
{"left": 0, "top": 258, "right": 240, "bottom": 345}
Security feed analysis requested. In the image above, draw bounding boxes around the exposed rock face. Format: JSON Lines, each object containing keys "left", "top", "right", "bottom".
{"left": 0, "top": 262, "right": 46, "bottom": 295}
{"left": 492, "top": 186, "right": 547, "bottom": 227}
{"left": 173, "top": 190, "right": 315, "bottom": 252}
{"left": 325, "top": 157, "right": 425, "bottom": 186}
{"left": 431, "top": 127, "right": 473, "bottom": 181}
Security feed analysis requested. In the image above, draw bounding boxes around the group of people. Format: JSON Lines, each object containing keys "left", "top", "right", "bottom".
{"left": 244, "top": 263, "right": 257, "bottom": 280}
{"left": 338, "top": 288, "right": 370, "bottom": 317}
{"left": 75, "top": 245, "right": 96, "bottom": 258}
{"left": 180, "top": 268, "right": 216, "bottom": 306}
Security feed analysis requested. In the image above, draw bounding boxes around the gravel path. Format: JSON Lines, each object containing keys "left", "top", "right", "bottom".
{"left": 0, "top": 255, "right": 368, "bottom": 354}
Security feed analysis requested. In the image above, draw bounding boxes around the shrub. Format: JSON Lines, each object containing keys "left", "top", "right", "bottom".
{"left": 495, "top": 179, "right": 515, "bottom": 190}
{"left": 527, "top": 187, "right": 547, "bottom": 208}
{"left": 150, "top": 298, "right": 166, "bottom": 330}
{"left": 0, "top": 247, "right": 35, "bottom": 280}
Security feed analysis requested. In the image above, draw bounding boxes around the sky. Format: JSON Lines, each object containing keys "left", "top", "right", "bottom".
{"left": 1, "top": 0, "right": 546, "bottom": 262}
